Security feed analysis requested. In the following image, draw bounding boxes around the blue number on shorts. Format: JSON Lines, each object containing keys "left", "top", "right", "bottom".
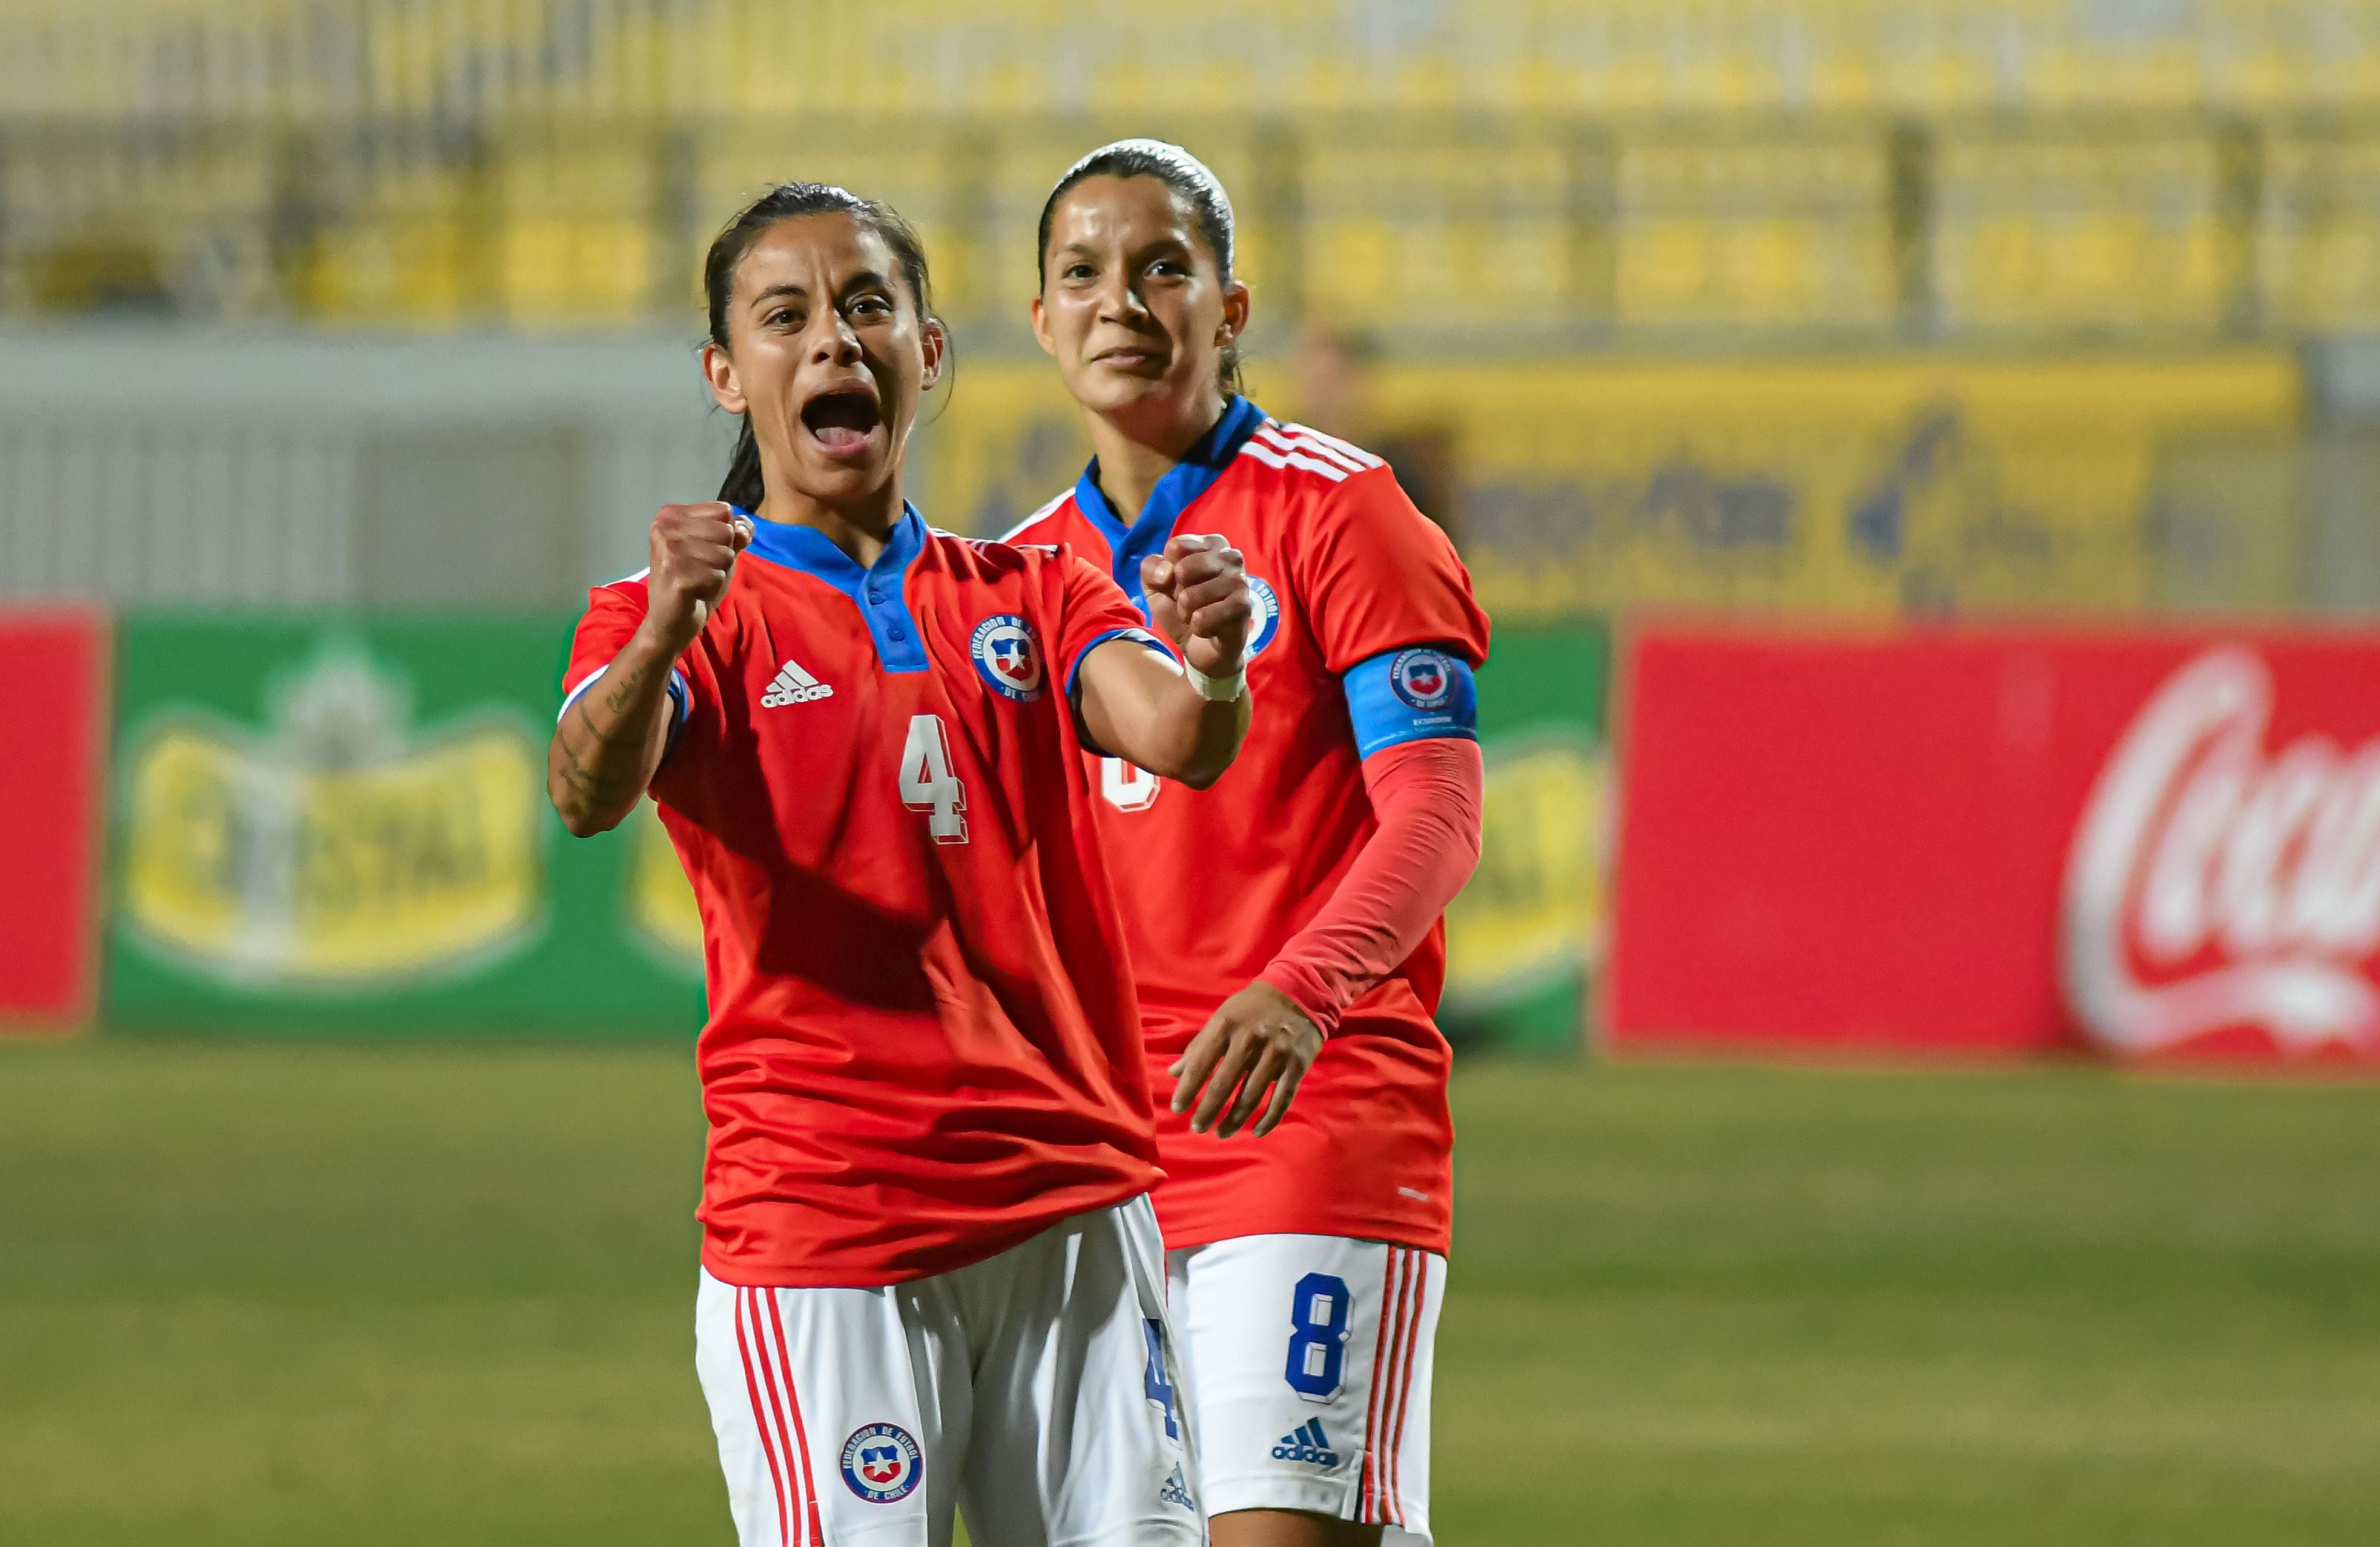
{"left": 1284, "top": 1272, "right": 1353, "bottom": 1399}
{"left": 1142, "top": 1319, "right": 1179, "bottom": 1440}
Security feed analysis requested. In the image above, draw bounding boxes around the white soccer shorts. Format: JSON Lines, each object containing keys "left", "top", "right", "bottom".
{"left": 1165, "top": 1233, "right": 1445, "bottom": 1545}
{"left": 695, "top": 1196, "right": 1201, "bottom": 1547}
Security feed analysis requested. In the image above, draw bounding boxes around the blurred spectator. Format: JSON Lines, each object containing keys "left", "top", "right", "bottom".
{"left": 1288, "top": 320, "right": 1466, "bottom": 552}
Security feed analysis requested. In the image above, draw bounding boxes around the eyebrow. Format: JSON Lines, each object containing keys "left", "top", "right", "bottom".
{"left": 1054, "top": 236, "right": 1193, "bottom": 261}
{"left": 748, "top": 271, "right": 895, "bottom": 308}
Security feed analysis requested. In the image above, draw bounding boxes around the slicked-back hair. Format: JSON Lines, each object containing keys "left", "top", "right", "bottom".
{"left": 1037, "top": 139, "right": 1243, "bottom": 395}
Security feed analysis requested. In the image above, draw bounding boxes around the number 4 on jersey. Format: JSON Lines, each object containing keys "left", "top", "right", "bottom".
{"left": 901, "top": 714, "right": 969, "bottom": 844}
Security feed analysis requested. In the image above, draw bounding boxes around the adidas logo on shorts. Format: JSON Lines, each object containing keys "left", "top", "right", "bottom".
{"left": 1159, "top": 1464, "right": 1195, "bottom": 1512}
{"left": 1271, "top": 1418, "right": 1342, "bottom": 1468}
{"left": 760, "top": 657, "right": 833, "bottom": 707}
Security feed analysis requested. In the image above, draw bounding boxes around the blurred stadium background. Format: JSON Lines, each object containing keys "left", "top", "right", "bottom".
{"left": 5, "top": 3, "right": 2379, "bottom": 1543}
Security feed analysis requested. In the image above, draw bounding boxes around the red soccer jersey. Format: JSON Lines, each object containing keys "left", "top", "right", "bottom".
{"left": 563, "top": 506, "right": 1171, "bottom": 1288}
{"left": 1007, "top": 399, "right": 1492, "bottom": 1255}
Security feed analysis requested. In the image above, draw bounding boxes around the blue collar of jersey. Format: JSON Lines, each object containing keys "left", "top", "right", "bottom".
{"left": 1073, "top": 395, "right": 1266, "bottom": 611}
{"left": 733, "top": 501, "right": 929, "bottom": 673}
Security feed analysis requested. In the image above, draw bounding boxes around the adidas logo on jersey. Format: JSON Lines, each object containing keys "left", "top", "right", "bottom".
{"left": 1271, "top": 1419, "right": 1342, "bottom": 1467}
{"left": 760, "top": 658, "right": 833, "bottom": 707}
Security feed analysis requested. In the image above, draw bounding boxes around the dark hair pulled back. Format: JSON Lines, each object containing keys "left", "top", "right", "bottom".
{"left": 1037, "top": 139, "right": 1244, "bottom": 396}
{"left": 704, "top": 182, "right": 939, "bottom": 510}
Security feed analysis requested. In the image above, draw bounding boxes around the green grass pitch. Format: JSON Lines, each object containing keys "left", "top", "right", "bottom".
{"left": 3, "top": 1041, "right": 2376, "bottom": 1545}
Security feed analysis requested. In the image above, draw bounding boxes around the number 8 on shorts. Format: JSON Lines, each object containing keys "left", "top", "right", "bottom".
{"left": 1285, "top": 1273, "right": 1353, "bottom": 1398}
{"left": 1168, "top": 1235, "right": 1448, "bottom": 1545}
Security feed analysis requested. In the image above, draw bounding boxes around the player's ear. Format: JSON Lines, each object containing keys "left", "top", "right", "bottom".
{"left": 918, "top": 315, "right": 946, "bottom": 392}
{"left": 1217, "top": 279, "right": 1250, "bottom": 354}
{"left": 1030, "top": 294, "right": 1056, "bottom": 358}
{"left": 701, "top": 340, "right": 747, "bottom": 415}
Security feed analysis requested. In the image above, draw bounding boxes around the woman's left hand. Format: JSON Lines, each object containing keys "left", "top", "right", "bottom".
{"left": 1169, "top": 981, "right": 1323, "bottom": 1138}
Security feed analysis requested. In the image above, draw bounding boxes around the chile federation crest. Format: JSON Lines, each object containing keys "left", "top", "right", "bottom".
{"left": 1389, "top": 647, "right": 1457, "bottom": 710}
{"left": 840, "top": 1423, "right": 923, "bottom": 1503}
{"left": 971, "top": 615, "right": 1046, "bottom": 702}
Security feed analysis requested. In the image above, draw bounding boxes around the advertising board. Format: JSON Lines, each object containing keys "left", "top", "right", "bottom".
{"left": 105, "top": 613, "right": 704, "bottom": 1035}
{"left": 918, "top": 357, "right": 2303, "bottom": 621}
{"left": 1440, "top": 623, "right": 1609, "bottom": 1054}
{"left": 1612, "top": 626, "right": 2380, "bottom": 1066}
{"left": 0, "top": 609, "right": 108, "bottom": 1031}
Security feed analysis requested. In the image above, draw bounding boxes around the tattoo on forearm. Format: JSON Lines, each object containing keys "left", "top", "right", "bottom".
{"left": 553, "top": 740, "right": 628, "bottom": 799}
{"left": 601, "top": 659, "right": 649, "bottom": 717}
{"left": 553, "top": 660, "right": 668, "bottom": 813}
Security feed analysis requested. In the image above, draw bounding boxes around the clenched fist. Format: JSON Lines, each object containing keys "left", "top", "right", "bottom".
{"left": 644, "top": 502, "right": 754, "bottom": 655}
{"left": 1140, "top": 533, "right": 1251, "bottom": 678}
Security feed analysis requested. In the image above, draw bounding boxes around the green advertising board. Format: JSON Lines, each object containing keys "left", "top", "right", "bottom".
{"left": 1439, "top": 622, "right": 1611, "bottom": 1055}
{"left": 105, "top": 613, "right": 705, "bottom": 1036}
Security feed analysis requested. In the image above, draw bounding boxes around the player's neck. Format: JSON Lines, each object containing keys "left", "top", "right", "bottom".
{"left": 1085, "top": 391, "right": 1230, "bottom": 523}
{"left": 754, "top": 477, "right": 908, "bottom": 569}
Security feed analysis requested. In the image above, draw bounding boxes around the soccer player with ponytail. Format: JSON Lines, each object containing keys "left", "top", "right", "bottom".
{"left": 1010, "top": 142, "right": 1491, "bottom": 1547}
{"left": 550, "top": 182, "right": 1253, "bottom": 1547}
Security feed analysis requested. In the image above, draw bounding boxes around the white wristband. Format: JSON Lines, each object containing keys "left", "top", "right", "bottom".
{"left": 1181, "top": 659, "right": 1247, "bottom": 704}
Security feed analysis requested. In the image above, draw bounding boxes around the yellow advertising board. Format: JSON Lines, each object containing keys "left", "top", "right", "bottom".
{"left": 1441, "top": 731, "right": 1606, "bottom": 1019}
{"left": 108, "top": 616, "right": 705, "bottom": 1034}
{"left": 1368, "top": 354, "right": 2304, "bottom": 618}
{"left": 121, "top": 645, "right": 543, "bottom": 984}
{"left": 915, "top": 354, "right": 2303, "bottom": 619}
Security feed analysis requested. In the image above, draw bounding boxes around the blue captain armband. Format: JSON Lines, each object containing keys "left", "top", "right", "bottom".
{"left": 1342, "top": 646, "right": 1478, "bottom": 759}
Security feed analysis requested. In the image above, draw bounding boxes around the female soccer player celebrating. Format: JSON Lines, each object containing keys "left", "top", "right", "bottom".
{"left": 548, "top": 182, "right": 1253, "bottom": 1547}
{"left": 1010, "top": 142, "right": 1491, "bottom": 1547}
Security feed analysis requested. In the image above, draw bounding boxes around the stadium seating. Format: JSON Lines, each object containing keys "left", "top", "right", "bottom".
{"left": 2262, "top": 132, "right": 2380, "bottom": 328}
{"left": 1614, "top": 137, "right": 1897, "bottom": 331}
{"left": 7, "top": 1, "right": 2380, "bottom": 339}
{"left": 1931, "top": 135, "right": 2235, "bottom": 332}
{"left": 12, "top": 1, "right": 2380, "bottom": 121}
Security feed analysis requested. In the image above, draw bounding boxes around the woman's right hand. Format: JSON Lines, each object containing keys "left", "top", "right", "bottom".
{"left": 1140, "top": 532, "right": 1251, "bottom": 677}
{"left": 644, "top": 502, "right": 754, "bottom": 654}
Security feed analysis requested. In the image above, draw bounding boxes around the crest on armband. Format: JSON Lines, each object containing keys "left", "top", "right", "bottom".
{"left": 1389, "top": 648, "right": 1457, "bottom": 710}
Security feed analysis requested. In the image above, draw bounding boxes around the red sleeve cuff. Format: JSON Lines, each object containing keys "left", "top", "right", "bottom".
{"left": 1257, "top": 960, "right": 1343, "bottom": 1037}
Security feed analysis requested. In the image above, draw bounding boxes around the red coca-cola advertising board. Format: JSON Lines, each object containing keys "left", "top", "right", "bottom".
{"left": 1610, "top": 625, "right": 2380, "bottom": 1067}
{"left": 0, "top": 609, "right": 109, "bottom": 1031}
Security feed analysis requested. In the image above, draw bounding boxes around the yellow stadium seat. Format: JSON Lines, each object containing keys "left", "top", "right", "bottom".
{"left": 2261, "top": 136, "right": 2380, "bottom": 329}
{"left": 1295, "top": 132, "right": 1575, "bottom": 331}
{"left": 1931, "top": 136, "right": 2230, "bottom": 332}
{"left": 1614, "top": 140, "right": 1896, "bottom": 329}
{"left": 306, "top": 217, "right": 473, "bottom": 328}
{"left": 500, "top": 220, "right": 658, "bottom": 328}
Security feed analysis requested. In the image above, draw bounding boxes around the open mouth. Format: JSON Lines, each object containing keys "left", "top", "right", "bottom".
{"left": 800, "top": 383, "right": 883, "bottom": 457}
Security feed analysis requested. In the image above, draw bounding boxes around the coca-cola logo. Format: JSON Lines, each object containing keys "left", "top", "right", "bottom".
{"left": 2063, "top": 647, "right": 2380, "bottom": 1055}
